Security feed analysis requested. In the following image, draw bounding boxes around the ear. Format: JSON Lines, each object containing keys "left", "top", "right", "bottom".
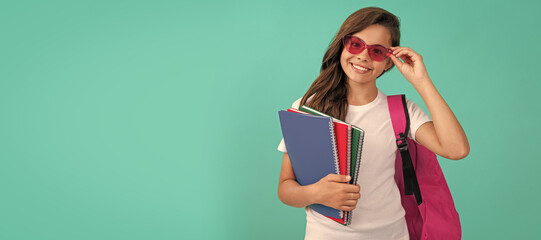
{"left": 385, "top": 58, "right": 394, "bottom": 71}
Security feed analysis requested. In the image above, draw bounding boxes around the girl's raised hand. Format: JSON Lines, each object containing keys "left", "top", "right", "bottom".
{"left": 311, "top": 174, "right": 361, "bottom": 211}
{"left": 389, "top": 46, "right": 431, "bottom": 86}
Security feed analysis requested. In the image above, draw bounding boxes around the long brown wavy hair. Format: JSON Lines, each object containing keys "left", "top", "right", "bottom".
{"left": 299, "top": 7, "right": 401, "bottom": 121}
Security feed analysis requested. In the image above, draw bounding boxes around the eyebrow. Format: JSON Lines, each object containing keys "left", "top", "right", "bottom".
{"left": 351, "top": 35, "right": 390, "bottom": 48}
{"left": 354, "top": 36, "right": 390, "bottom": 47}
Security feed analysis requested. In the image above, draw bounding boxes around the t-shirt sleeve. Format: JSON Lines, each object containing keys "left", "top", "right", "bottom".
{"left": 406, "top": 99, "right": 432, "bottom": 142}
{"left": 277, "top": 97, "right": 303, "bottom": 152}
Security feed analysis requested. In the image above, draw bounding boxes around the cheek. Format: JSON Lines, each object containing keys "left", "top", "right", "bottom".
{"left": 384, "top": 58, "right": 392, "bottom": 68}
{"left": 375, "top": 60, "right": 389, "bottom": 70}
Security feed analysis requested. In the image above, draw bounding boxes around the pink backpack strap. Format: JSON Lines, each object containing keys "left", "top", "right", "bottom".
{"left": 387, "top": 95, "right": 409, "bottom": 148}
{"left": 387, "top": 95, "right": 422, "bottom": 205}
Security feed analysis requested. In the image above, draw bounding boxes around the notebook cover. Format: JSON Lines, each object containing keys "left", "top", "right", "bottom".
{"left": 288, "top": 108, "right": 349, "bottom": 176}
{"left": 278, "top": 110, "right": 342, "bottom": 219}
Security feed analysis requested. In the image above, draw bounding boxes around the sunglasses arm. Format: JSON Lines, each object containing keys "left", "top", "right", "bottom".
{"left": 386, "top": 48, "right": 394, "bottom": 57}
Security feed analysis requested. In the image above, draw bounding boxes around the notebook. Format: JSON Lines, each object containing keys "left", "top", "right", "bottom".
{"left": 278, "top": 110, "right": 342, "bottom": 219}
{"left": 287, "top": 107, "right": 352, "bottom": 225}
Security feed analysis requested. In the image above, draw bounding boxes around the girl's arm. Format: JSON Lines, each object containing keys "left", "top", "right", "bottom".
{"left": 389, "top": 47, "right": 470, "bottom": 160}
{"left": 278, "top": 152, "right": 361, "bottom": 211}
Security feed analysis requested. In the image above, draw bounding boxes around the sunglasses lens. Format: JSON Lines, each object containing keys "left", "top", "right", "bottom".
{"left": 369, "top": 46, "right": 390, "bottom": 61}
{"left": 343, "top": 35, "right": 391, "bottom": 61}
{"left": 344, "top": 36, "right": 364, "bottom": 54}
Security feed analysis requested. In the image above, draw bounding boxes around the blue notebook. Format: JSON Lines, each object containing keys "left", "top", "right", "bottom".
{"left": 278, "top": 110, "right": 342, "bottom": 219}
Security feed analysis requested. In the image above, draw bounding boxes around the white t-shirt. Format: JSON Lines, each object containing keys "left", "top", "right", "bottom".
{"left": 277, "top": 89, "right": 431, "bottom": 240}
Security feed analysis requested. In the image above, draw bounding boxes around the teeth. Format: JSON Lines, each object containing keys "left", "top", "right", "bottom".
{"left": 352, "top": 64, "right": 370, "bottom": 71}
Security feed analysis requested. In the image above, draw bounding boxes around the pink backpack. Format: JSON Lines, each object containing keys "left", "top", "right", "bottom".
{"left": 387, "top": 95, "right": 461, "bottom": 240}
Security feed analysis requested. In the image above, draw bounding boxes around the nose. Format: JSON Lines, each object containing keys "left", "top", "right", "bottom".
{"left": 356, "top": 48, "right": 371, "bottom": 62}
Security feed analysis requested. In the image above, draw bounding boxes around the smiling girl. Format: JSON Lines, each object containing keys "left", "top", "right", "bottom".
{"left": 277, "top": 7, "right": 469, "bottom": 240}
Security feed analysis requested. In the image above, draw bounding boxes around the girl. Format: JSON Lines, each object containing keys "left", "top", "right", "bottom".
{"left": 277, "top": 7, "right": 469, "bottom": 240}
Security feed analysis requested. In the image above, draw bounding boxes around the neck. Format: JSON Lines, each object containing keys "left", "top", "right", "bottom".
{"left": 347, "top": 81, "right": 378, "bottom": 106}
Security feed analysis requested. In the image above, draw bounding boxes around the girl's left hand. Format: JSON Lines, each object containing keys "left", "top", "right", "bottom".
{"left": 389, "top": 46, "right": 430, "bottom": 86}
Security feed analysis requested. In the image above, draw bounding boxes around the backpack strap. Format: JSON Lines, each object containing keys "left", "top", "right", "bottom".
{"left": 387, "top": 95, "right": 423, "bottom": 205}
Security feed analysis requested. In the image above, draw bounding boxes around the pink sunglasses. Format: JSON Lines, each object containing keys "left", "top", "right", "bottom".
{"left": 342, "top": 35, "right": 393, "bottom": 61}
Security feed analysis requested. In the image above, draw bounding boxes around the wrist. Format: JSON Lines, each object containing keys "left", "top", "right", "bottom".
{"left": 306, "top": 183, "right": 320, "bottom": 205}
{"left": 412, "top": 77, "right": 435, "bottom": 92}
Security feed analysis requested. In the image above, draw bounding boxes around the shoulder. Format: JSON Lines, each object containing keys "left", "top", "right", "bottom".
{"left": 291, "top": 97, "right": 302, "bottom": 109}
{"left": 385, "top": 92, "right": 425, "bottom": 113}
{"left": 405, "top": 98, "right": 421, "bottom": 110}
{"left": 404, "top": 97, "right": 429, "bottom": 117}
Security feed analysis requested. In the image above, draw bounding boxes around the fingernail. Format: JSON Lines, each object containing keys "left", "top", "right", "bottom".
{"left": 346, "top": 176, "right": 351, "bottom": 181}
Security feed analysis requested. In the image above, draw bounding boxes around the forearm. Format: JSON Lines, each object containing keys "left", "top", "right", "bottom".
{"left": 278, "top": 179, "right": 316, "bottom": 208}
{"left": 413, "top": 78, "right": 470, "bottom": 157}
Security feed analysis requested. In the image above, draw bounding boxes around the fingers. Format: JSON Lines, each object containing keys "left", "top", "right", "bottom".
{"left": 389, "top": 46, "right": 421, "bottom": 71}
{"left": 325, "top": 174, "right": 351, "bottom": 183}
{"left": 390, "top": 46, "right": 422, "bottom": 64}
{"left": 389, "top": 54, "right": 404, "bottom": 68}
{"left": 317, "top": 181, "right": 360, "bottom": 211}
{"left": 343, "top": 199, "right": 358, "bottom": 205}
{"left": 339, "top": 187, "right": 361, "bottom": 211}
{"left": 323, "top": 174, "right": 360, "bottom": 192}
{"left": 390, "top": 46, "right": 413, "bottom": 56}
{"left": 319, "top": 174, "right": 362, "bottom": 211}
{"left": 343, "top": 192, "right": 361, "bottom": 202}
{"left": 339, "top": 205, "right": 357, "bottom": 211}
{"left": 338, "top": 197, "right": 360, "bottom": 211}
{"left": 344, "top": 184, "right": 361, "bottom": 193}
{"left": 326, "top": 175, "right": 360, "bottom": 193}
{"left": 349, "top": 192, "right": 361, "bottom": 200}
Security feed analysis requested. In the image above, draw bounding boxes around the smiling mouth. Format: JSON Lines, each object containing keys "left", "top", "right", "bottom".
{"left": 351, "top": 63, "right": 371, "bottom": 72}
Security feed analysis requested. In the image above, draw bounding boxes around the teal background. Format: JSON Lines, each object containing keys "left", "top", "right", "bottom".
{"left": 1, "top": 0, "right": 539, "bottom": 239}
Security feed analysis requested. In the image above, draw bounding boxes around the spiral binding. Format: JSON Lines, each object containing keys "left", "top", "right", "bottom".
{"left": 346, "top": 125, "right": 351, "bottom": 183}
{"left": 347, "top": 127, "right": 365, "bottom": 225}
{"left": 327, "top": 119, "right": 343, "bottom": 219}
{"left": 328, "top": 119, "right": 340, "bottom": 176}
{"left": 353, "top": 128, "right": 365, "bottom": 185}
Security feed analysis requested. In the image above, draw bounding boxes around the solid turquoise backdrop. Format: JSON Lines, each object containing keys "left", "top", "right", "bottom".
{"left": 1, "top": 0, "right": 539, "bottom": 239}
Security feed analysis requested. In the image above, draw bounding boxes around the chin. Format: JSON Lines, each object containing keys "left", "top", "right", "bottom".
{"left": 347, "top": 78, "right": 376, "bottom": 86}
{"left": 345, "top": 73, "right": 377, "bottom": 85}
{"left": 343, "top": 65, "right": 379, "bottom": 85}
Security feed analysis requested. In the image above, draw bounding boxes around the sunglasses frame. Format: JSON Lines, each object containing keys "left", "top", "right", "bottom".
{"left": 342, "top": 35, "right": 394, "bottom": 62}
